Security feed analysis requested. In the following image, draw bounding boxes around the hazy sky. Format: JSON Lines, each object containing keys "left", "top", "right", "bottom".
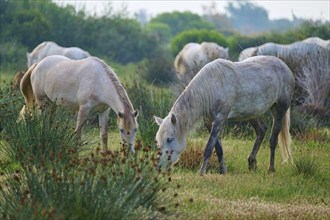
{"left": 56, "top": 0, "right": 330, "bottom": 21}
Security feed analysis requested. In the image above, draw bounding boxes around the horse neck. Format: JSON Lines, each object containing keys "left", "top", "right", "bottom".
{"left": 171, "top": 83, "right": 211, "bottom": 139}
{"left": 99, "top": 59, "right": 134, "bottom": 115}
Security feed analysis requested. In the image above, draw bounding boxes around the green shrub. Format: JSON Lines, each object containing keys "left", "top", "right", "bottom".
{"left": 0, "top": 147, "right": 172, "bottom": 219}
{"left": 171, "top": 29, "right": 228, "bottom": 56}
{"left": 138, "top": 49, "right": 178, "bottom": 85}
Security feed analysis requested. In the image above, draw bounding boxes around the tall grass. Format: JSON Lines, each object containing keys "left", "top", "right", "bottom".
{"left": 0, "top": 102, "right": 84, "bottom": 168}
{"left": 0, "top": 147, "right": 173, "bottom": 220}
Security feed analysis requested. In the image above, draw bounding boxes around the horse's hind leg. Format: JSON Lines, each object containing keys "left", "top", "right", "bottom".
{"left": 248, "top": 118, "right": 267, "bottom": 171}
{"left": 269, "top": 104, "right": 287, "bottom": 173}
{"left": 74, "top": 105, "right": 90, "bottom": 140}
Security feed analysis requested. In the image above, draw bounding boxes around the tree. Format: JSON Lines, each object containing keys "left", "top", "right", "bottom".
{"left": 150, "top": 11, "right": 215, "bottom": 36}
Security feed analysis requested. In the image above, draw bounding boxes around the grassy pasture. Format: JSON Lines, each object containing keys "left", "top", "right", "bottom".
{"left": 0, "top": 68, "right": 329, "bottom": 219}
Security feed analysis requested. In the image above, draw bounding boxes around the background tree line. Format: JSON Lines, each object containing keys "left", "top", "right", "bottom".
{"left": 0, "top": 0, "right": 329, "bottom": 73}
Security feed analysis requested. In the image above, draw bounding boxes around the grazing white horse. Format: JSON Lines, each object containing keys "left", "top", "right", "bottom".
{"left": 302, "top": 37, "right": 330, "bottom": 49}
{"left": 26, "top": 41, "right": 91, "bottom": 68}
{"left": 155, "top": 56, "right": 294, "bottom": 175}
{"left": 20, "top": 55, "right": 138, "bottom": 152}
{"left": 174, "top": 42, "right": 229, "bottom": 83}
{"left": 238, "top": 47, "right": 257, "bottom": 61}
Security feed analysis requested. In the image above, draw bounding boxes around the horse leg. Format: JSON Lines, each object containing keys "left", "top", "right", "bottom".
{"left": 74, "top": 105, "right": 90, "bottom": 141}
{"left": 200, "top": 117, "right": 225, "bottom": 176}
{"left": 248, "top": 118, "right": 267, "bottom": 171}
{"left": 98, "top": 108, "right": 110, "bottom": 150}
{"left": 269, "top": 105, "right": 287, "bottom": 173}
{"left": 204, "top": 118, "right": 227, "bottom": 174}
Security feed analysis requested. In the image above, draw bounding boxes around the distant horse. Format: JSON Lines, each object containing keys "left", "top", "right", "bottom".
{"left": 174, "top": 42, "right": 229, "bottom": 83}
{"left": 254, "top": 41, "right": 329, "bottom": 104}
{"left": 154, "top": 56, "right": 294, "bottom": 174}
{"left": 20, "top": 55, "right": 138, "bottom": 152}
{"left": 26, "top": 41, "right": 91, "bottom": 68}
{"left": 238, "top": 47, "right": 257, "bottom": 61}
{"left": 302, "top": 37, "right": 330, "bottom": 49}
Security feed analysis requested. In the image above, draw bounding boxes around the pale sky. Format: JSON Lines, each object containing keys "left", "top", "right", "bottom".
{"left": 55, "top": 0, "right": 330, "bottom": 22}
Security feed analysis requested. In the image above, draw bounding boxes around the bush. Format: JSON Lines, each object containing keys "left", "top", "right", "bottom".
{"left": 138, "top": 49, "right": 178, "bottom": 85}
{"left": 171, "top": 29, "right": 228, "bottom": 56}
{"left": 0, "top": 146, "right": 172, "bottom": 219}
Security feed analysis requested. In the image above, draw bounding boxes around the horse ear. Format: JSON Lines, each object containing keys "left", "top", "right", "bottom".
{"left": 118, "top": 112, "right": 124, "bottom": 118}
{"left": 133, "top": 110, "right": 139, "bottom": 117}
{"left": 171, "top": 113, "right": 176, "bottom": 125}
{"left": 154, "top": 116, "right": 163, "bottom": 126}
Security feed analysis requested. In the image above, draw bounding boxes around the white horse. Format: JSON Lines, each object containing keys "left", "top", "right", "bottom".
{"left": 174, "top": 42, "right": 229, "bottom": 83}
{"left": 26, "top": 41, "right": 91, "bottom": 68}
{"left": 20, "top": 55, "right": 138, "bottom": 152}
{"left": 154, "top": 56, "right": 294, "bottom": 175}
{"left": 238, "top": 47, "right": 257, "bottom": 61}
{"left": 302, "top": 37, "right": 330, "bottom": 49}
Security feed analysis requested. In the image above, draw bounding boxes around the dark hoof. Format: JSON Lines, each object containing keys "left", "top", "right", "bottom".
{"left": 248, "top": 158, "right": 257, "bottom": 171}
{"left": 220, "top": 166, "right": 227, "bottom": 175}
{"left": 268, "top": 168, "right": 275, "bottom": 174}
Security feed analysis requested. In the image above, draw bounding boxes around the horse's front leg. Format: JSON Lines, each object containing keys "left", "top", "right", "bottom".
{"left": 248, "top": 118, "right": 267, "bottom": 171}
{"left": 200, "top": 118, "right": 225, "bottom": 176}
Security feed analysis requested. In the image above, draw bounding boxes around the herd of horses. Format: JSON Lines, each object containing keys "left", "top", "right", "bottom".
{"left": 10, "top": 37, "right": 330, "bottom": 174}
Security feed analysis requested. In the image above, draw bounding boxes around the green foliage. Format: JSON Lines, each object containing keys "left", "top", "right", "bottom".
{"left": 124, "top": 77, "right": 174, "bottom": 146}
{"left": 0, "top": 103, "right": 83, "bottom": 168}
{"left": 0, "top": 41, "right": 28, "bottom": 70}
{"left": 292, "top": 155, "right": 319, "bottom": 177}
{"left": 0, "top": 147, "right": 171, "bottom": 220}
{"left": 171, "top": 29, "right": 228, "bottom": 56}
{"left": 138, "top": 48, "right": 177, "bottom": 85}
{"left": 150, "top": 11, "right": 215, "bottom": 36}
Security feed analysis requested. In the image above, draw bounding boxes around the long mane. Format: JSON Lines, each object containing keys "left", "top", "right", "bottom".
{"left": 95, "top": 57, "right": 134, "bottom": 115}
{"left": 171, "top": 59, "right": 236, "bottom": 139}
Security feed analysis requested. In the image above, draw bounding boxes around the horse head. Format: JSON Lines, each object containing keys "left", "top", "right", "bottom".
{"left": 117, "top": 110, "right": 139, "bottom": 153}
{"left": 154, "top": 113, "right": 186, "bottom": 170}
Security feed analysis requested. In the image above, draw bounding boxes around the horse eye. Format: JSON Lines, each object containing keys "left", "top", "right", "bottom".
{"left": 167, "top": 138, "right": 173, "bottom": 143}
{"left": 120, "top": 129, "right": 124, "bottom": 133}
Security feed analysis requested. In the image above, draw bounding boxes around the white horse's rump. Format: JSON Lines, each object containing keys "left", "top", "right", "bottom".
{"left": 155, "top": 56, "right": 294, "bottom": 174}
{"left": 20, "top": 55, "right": 138, "bottom": 152}
{"left": 238, "top": 47, "right": 257, "bottom": 61}
{"left": 26, "top": 41, "right": 91, "bottom": 68}
{"left": 174, "top": 42, "right": 229, "bottom": 83}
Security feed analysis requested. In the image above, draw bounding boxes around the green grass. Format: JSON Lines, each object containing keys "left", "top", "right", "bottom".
{"left": 165, "top": 134, "right": 330, "bottom": 219}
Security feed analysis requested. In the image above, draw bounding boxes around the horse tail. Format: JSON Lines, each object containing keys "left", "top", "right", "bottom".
{"left": 278, "top": 108, "right": 293, "bottom": 164}
{"left": 174, "top": 53, "right": 181, "bottom": 70}
{"left": 20, "top": 63, "right": 38, "bottom": 111}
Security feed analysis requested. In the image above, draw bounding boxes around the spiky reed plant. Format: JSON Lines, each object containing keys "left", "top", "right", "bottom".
{"left": 292, "top": 155, "right": 319, "bottom": 177}
{"left": 0, "top": 146, "right": 173, "bottom": 220}
{"left": 0, "top": 101, "right": 84, "bottom": 168}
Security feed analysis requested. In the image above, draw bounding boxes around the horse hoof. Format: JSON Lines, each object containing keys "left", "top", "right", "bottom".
{"left": 220, "top": 167, "right": 227, "bottom": 175}
{"left": 248, "top": 158, "right": 257, "bottom": 171}
{"left": 268, "top": 168, "right": 275, "bottom": 174}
